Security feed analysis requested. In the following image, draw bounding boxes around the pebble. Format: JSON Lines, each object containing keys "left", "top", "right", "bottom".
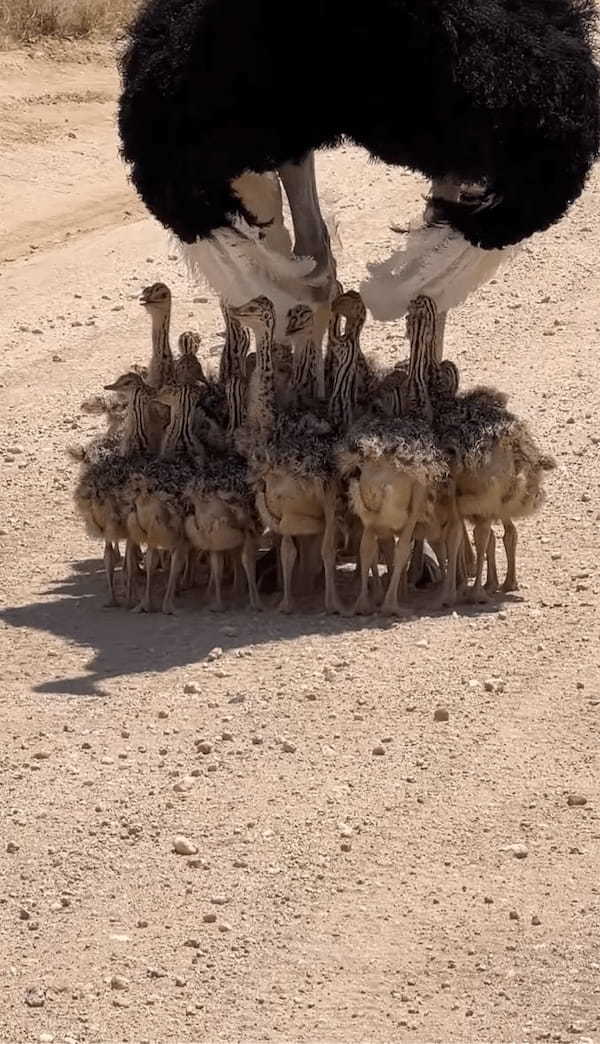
{"left": 183, "top": 683, "right": 200, "bottom": 695}
{"left": 341, "top": 842, "right": 352, "bottom": 853}
{"left": 233, "top": 858, "right": 248, "bottom": 869}
{"left": 112, "top": 997, "right": 130, "bottom": 1009}
{"left": 415, "top": 638, "right": 429, "bottom": 649}
{"left": 202, "top": 912, "right": 217, "bottom": 924}
{"left": 7, "top": 841, "right": 20, "bottom": 854}
{"left": 509, "top": 910, "right": 519, "bottom": 921}
{"left": 338, "top": 823, "right": 353, "bottom": 838}
{"left": 33, "top": 751, "right": 50, "bottom": 760}
{"left": 110, "top": 975, "right": 129, "bottom": 991}
{"left": 172, "top": 836, "right": 198, "bottom": 856}
{"left": 207, "top": 647, "right": 223, "bottom": 662}
{"left": 210, "top": 896, "right": 230, "bottom": 906}
{"left": 567, "top": 793, "right": 587, "bottom": 807}
{"left": 531, "top": 914, "right": 541, "bottom": 926}
{"left": 173, "top": 777, "right": 195, "bottom": 793}
{"left": 282, "top": 740, "right": 297, "bottom": 753}
{"left": 157, "top": 710, "right": 169, "bottom": 719}
{"left": 218, "top": 922, "right": 232, "bottom": 933}
{"left": 434, "top": 707, "right": 450, "bottom": 722}
{"left": 39, "top": 1034, "right": 55, "bottom": 1043}
{"left": 25, "top": 988, "right": 45, "bottom": 1008}
{"left": 372, "top": 745, "right": 386, "bottom": 756}
{"left": 188, "top": 858, "right": 210, "bottom": 870}
{"left": 221, "top": 731, "right": 234, "bottom": 741}
{"left": 196, "top": 741, "right": 212, "bottom": 755}
{"left": 19, "top": 908, "right": 30, "bottom": 921}
{"left": 508, "top": 844, "right": 529, "bottom": 859}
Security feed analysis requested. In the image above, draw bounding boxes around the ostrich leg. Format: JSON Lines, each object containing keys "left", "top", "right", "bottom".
{"left": 278, "top": 152, "right": 337, "bottom": 389}
{"left": 409, "top": 178, "right": 479, "bottom": 586}
{"left": 278, "top": 153, "right": 336, "bottom": 294}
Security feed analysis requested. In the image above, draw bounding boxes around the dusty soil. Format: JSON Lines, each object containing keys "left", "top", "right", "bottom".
{"left": 1, "top": 43, "right": 599, "bottom": 1044}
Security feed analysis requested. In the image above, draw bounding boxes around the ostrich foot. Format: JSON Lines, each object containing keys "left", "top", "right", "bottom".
{"left": 278, "top": 597, "right": 295, "bottom": 614}
{"left": 431, "top": 585, "right": 457, "bottom": 611}
{"left": 466, "top": 583, "right": 491, "bottom": 605}
{"left": 353, "top": 594, "right": 374, "bottom": 616}
{"left": 501, "top": 576, "right": 519, "bottom": 594}
{"left": 132, "top": 598, "right": 152, "bottom": 614}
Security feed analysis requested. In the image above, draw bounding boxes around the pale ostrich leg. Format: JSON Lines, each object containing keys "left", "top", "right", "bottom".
{"left": 278, "top": 153, "right": 337, "bottom": 363}
{"left": 409, "top": 176, "right": 478, "bottom": 586}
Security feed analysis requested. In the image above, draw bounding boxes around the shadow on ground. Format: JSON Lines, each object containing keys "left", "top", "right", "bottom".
{"left": 0, "top": 556, "right": 511, "bottom": 697}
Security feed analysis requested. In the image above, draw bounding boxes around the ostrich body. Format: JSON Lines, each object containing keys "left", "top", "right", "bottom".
{"left": 119, "top": 0, "right": 599, "bottom": 321}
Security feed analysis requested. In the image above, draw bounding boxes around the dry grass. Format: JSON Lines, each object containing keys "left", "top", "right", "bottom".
{"left": 0, "top": 0, "right": 135, "bottom": 43}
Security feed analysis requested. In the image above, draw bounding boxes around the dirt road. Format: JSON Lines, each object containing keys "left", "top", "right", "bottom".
{"left": 1, "top": 44, "right": 599, "bottom": 1044}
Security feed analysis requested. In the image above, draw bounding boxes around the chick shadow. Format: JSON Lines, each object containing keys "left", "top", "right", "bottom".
{"left": 1, "top": 554, "right": 516, "bottom": 698}
{"left": 0, "top": 556, "right": 400, "bottom": 698}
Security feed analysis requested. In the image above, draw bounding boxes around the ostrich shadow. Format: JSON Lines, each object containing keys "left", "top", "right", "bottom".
{"left": 0, "top": 555, "right": 513, "bottom": 698}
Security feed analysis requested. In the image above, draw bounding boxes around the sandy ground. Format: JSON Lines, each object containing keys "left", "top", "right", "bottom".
{"left": 1, "top": 43, "right": 599, "bottom": 1044}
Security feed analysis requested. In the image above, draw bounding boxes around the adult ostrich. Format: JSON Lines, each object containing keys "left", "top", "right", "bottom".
{"left": 118, "top": 0, "right": 599, "bottom": 327}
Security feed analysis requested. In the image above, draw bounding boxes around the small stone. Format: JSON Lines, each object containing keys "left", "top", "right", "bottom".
{"left": 7, "top": 841, "right": 20, "bottom": 854}
{"left": 110, "top": 975, "right": 129, "bottom": 991}
{"left": 509, "top": 910, "right": 519, "bottom": 921}
{"left": 196, "top": 742, "right": 212, "bottom": 755}
{"left": 531, "top": 914, "right": 541, "bottom": 926}
{"left": 25, "top": 988, "right": 45, "bottom": 1008}
{"left": 228, "top": 693, "right": 245, "bottom": 704}
{"left": 183, "top": 683, "right": 200, "bottom": 695}
{"left": 221, "top": 731, "right": 233, "bottom": 741}
{"left": 338, "top": 823, "right": 353, "bottom": 838}
{"left": 207, "top": 647, "right": 223, "bottom": 662}
{"left": 282, "top": 740, "right": 296, "bottom": 753}
{"left": 19, "top": 908, "right": 30, "bottom": 921}
{"left": 157, "top": 710, "right": 169, "bottom": 719}
{"left": 372, "top": 745, "right": 386, "bottom": 756}
{"left": 508, "top": 843, "right": 529, "bottom": 859}
{"left": 52, "top": 354, "right": 63, "bottom": 363}
{"left": 137, "top": 920, "right": 148, "bottom": 928}
{"left": 415, "top": 638, "right": 429, "bottom": 649}
{"left": 434, "top": 707, "right": 450, "bottom": 722}
{"left": 175, "top": 977, "right": 187, "bottom": 987}
{"left": 210, "top": 895, "right": 229, "bottom": 906}
{"left": 33, "top": 751, "right": 51, "bottom": 760}
{"left": 173, "top": 836, "right": 198, "bottom": 856}
{"left": 202, "top": 912, "right": 217, "bottom": 924}
{"left": 483, "top": 679, "right": 495, "bottom": 692}
{"left": 218, "top": 921, "right": 232, "bottom": 933}
{"left": 173, "top": 776, "right": 195, "bottom": 793}
{"left": 39, "top": 1034, "right": 55, "bottom": 1043}
{"left": 340, "top": 842, "right": 352, "bottom": 853}
{"left": 233, "top": 859, "right": 248, "bottom": 869}
{"left": 567, "top": 793, "right": 587, "bottom": 807}
{"left": 184, "top": 938, "right": 200, "bottom": 949}
{"left": 112, "top": 996, "right": 130, "bottom": 1008}
{"left": 187, "top": 858, "right": 210, "bottom": 870}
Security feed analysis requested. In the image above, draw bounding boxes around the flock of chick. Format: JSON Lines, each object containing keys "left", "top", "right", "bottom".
{"left": 71, "top": 280, "right": 555, "bottom": 616}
